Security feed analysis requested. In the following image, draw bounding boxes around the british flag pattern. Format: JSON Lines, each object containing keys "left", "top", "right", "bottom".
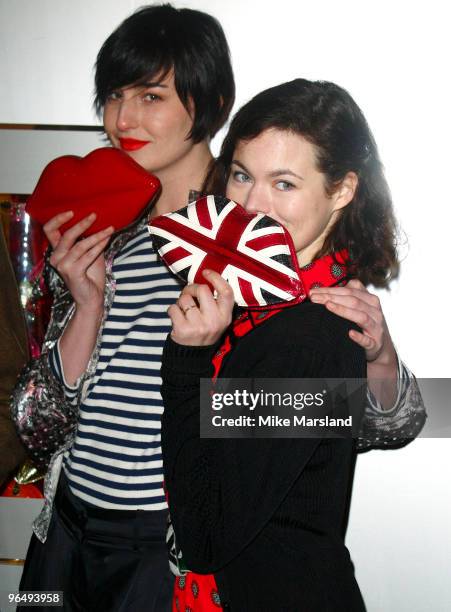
{"left": 148, "top": 195, "right": 306, "bottom": 308}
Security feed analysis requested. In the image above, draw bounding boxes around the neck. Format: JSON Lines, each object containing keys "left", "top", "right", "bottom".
{"left": 297, "top": 237, "right": 325, "bottom": 268}
{"left": 296, "top": 210, "right": 342, "bottom": 267}
{"left": 150, "top": 141, "right": 213, "bottom": 217}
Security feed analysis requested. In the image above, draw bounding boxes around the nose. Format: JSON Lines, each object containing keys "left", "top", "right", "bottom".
{"left": 116, "top": 98, "right": 140, "bottom": 132}
{"left": 241, "top": 184, "right": 270, "bottom": 216}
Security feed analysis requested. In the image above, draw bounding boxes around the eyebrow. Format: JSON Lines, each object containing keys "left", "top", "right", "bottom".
{"left": 269, "top": 168, "right": 304, "bottom": 180}
{"left": 140, "top": 81, "right": 168, "bottom": 89}
{"left": 231, "top": 160, "right": 304, "bottom": 181}
{"left": 230, "top": 160, "right": 251, "bottom": 174}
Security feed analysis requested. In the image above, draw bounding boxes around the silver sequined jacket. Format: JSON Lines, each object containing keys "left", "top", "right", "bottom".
{"left": 10, "top": 219, "right": 426, "bottom": 543}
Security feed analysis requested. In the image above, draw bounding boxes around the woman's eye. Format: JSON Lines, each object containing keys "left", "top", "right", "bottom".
{"left": 275, "top": 180, "right": 294, "bottom": 191}
{"left": 142, "top": 92, "right": 161, "bottom": 102}
{"left": 233, "top": 171, "right": 251, "bottom": 183}
{"left": 107, "top": 91, "right": 122, "bottom": 102}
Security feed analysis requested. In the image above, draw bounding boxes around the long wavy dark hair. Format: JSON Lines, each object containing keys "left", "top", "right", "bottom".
{"left": 204, "top": 79, "right": 399, "bottom": 287}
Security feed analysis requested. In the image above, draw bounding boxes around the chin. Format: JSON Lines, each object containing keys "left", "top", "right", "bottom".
{"left": 125, "top": 150, "right": 152, "bottom": 171}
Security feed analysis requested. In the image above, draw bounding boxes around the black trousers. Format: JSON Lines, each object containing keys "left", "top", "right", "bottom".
{"left": 19, "top": 473, "right": 173, "bottom": 611}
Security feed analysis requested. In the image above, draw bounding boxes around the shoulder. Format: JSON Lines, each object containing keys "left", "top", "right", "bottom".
{"left": 258, "top": 301, "right": 360, "bottom": 348}
{"left": 108, "top": 219, "right": 150, "bottom": 261}
{"left": 225, "top": 302, "right": 366, "bottom": 378}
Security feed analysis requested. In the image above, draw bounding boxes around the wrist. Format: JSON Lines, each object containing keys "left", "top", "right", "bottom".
{"left": 163, "top": 335, "right": 219, "bottom": 374}
{"left": 367, "top": 349, "right": 398, "bottom": 379}
{"left": 74, "top": 301, "right": 104, "bottom": 319}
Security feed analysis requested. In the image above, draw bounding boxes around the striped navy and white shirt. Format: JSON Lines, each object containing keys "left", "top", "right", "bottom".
{"left": 50, "top": 226, "right": 182, "bottom": 510}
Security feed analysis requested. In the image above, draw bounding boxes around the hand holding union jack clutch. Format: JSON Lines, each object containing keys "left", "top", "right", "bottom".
{"left": 148, "top": 195, "right": 308, "bottom": 309}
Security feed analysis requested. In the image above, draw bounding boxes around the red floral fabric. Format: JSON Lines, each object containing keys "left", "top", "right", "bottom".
{"left": 173, "top": 574, "right": 222, "bottom": 611}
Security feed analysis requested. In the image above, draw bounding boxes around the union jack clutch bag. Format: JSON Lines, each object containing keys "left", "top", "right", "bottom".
{"left": 148, "top": 195, "right": 306, "bottom": 308}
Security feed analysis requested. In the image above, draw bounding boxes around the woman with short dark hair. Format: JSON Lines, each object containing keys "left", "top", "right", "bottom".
{"left": 15, "top": 5, "right": 235, "bottom": 610}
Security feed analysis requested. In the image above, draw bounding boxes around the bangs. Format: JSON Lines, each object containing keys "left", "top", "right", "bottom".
{"left": 94, "top": 22, "right": 176, "bottom": 113}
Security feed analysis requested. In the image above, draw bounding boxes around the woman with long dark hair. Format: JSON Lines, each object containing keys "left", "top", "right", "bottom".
{"left": 160, "top": 78, "right": 423, "bottom": 611}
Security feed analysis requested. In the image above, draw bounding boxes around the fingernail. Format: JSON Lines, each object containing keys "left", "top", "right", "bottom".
{"left": 203, "top": 269, "right": 212, "bottom": 276}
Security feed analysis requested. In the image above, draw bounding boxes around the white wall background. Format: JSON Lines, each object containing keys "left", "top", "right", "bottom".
{"left": 1, "top": 1, "right": 450, "bottom": 609}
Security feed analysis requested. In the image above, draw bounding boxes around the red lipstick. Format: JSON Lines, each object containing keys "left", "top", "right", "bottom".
{"left": 119, "top": 138, "right": 151, "bottom": 151}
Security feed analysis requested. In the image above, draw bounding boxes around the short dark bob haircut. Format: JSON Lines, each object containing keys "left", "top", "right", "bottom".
{"left": 205, "top": 79, "right": 399, "bottom": 288}
{"left": 94, "top": 3, "right": 235, "bottom": 143}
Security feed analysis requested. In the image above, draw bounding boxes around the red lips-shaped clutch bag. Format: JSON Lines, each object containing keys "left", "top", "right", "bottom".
{"left": 149, "top": 195, "right": 307, "bottom": 308}
{"left": 26, "top": 147, "right": 161, "bottom": 237}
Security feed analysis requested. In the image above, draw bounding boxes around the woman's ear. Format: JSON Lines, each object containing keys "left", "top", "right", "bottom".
{"left": 332, "top": 171, "right": 358, "bottom": 211}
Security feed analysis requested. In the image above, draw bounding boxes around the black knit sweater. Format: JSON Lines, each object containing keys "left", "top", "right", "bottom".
{"left": 161, "top": 302, "right": 367, "bottom": 611}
